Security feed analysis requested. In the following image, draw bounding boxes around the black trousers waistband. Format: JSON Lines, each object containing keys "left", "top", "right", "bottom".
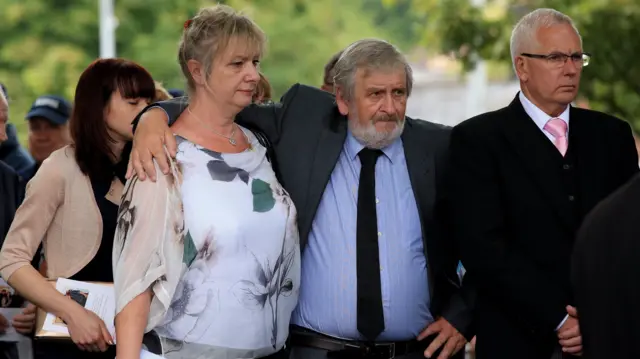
{"left": 289, "top": 325, "right": 430, "bottom": 358}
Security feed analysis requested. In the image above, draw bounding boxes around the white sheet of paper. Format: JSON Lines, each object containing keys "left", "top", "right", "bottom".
{"left": 41, "top": 278, "right": 116, "bottom": 340}
{"left": 0, "top": 308, "right": 24, "bottom": 342}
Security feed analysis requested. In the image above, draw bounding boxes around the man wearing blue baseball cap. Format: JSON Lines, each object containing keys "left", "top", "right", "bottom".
{"left": 25, "top": 95, "right": 72, "bottom": 170}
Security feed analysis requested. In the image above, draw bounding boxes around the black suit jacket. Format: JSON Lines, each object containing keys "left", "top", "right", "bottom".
{"left": 0, "top": 160, "right": 23, "bottom": 242}
{"left": 140, "top": 84, "right": 474, "bottom": 338}
{"left": 446, "top": 94, "right": 638, "bottom": 358}
{"left": 572, "top": 173, "right": 640, "bottom": 359}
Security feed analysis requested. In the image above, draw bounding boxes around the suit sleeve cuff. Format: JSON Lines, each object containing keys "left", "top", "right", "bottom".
{"left": 131, "top": 105, "right": 169, "bottom": 134}
{"left": 555, "top": 314, "right": 569, "bottom": 331}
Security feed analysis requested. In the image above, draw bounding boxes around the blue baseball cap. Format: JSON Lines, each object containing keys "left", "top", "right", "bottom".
{"left": 168, "top": 88, "right": 185, "bottom": 98}
{"left": 25, "top": 95, "right": 71, "bottom": 125}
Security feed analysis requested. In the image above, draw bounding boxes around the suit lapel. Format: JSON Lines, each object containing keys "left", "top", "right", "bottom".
{"left": 502, "top": 97, "right": 575, "bottom": 231}
{"left": 402, "top": 118, "right": 436, "bottom": 295}
{"left": 300, "top": 111, "right": 347, "bottom": 247}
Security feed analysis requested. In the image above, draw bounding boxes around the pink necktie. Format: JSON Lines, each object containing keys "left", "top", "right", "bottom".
{"left": 544, "top": 118, "right": 568, "bottom": 156}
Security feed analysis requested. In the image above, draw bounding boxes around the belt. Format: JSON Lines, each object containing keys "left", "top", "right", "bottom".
{"left": 289, "top": 326, "right": 428, "bottom": 359}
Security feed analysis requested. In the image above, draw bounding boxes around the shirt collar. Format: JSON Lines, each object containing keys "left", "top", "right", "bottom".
{"left": 519, "top": 91, "right": 570, "bottom": 131}
{"left": 345, "top": 129, "right": 403, "bottom": 164}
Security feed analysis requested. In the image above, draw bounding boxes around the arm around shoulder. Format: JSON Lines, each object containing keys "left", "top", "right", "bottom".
{"left": 132, "top": 98, "right": 188, "bottom": 134}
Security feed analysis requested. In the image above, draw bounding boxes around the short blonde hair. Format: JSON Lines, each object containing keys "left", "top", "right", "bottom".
{"left": 154, "top": 81, "right": 172, "bottom": 102}
{"left": 178, "top": 4, "right": 266, "bottom": 94}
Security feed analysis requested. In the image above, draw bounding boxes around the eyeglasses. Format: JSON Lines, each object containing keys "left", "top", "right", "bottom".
{"left": 520, "top": 52, "right": 591, "bottom": 68}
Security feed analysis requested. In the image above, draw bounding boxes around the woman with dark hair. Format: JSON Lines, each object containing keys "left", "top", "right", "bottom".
{"left": 0, "top": 58, "right": 155, "bottom": 359}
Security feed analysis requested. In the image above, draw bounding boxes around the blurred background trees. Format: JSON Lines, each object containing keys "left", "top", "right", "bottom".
{"left": 1, "top": 0, "right": 638, "bottom": 142}
{"left": 397, "top": 0, "right": 640, "bottom": 126}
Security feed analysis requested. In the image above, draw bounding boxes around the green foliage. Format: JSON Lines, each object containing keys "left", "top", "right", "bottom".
{"left": 0, "top": 0, "right": 396, "bottom": 144}
{"left": 399, "top": 0, "right": 640, "bottom": 128}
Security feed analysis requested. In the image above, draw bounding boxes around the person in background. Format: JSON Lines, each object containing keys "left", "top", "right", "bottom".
{"left": 0, "top": 84, "right": 36, "bottom": 182}
{"left": 633, "top": 133, "right": 640, "bottom": 166}
{"left": 0, "top": 87, "right": 35, "bottom": 359}
{"left": 153, "top": 82, "right": 173, "bottom": 102}
{"left": 446, "top": 8, "right": 638, "bottom": 359}
{"left": 320, "top": 50, "right": 343, "bottom": 93}
{"left": 572, "top": 173, "right": 640, "bottom": 359}
{"left": 0, "top": 159, "right": 22, "bottom": 359}
{"left": 0, "top": 58, "right": 155, "bottom": 359}
{"left": 0, "top": 86, "right": 23, "bottom": 241}
{"left": 168, "top": 88, "right": 185, "bottom": 98}
{"left": 253, "top": 72, "right": 273, "bottom": 104}
{"left": 25, "top": 95, "right": 72, "bottom": 173}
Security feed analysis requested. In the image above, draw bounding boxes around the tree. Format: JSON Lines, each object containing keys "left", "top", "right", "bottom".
{"left": 0, "top": 0, "right": 400, "bottom": 143}
{"left": 396, "top": 0, "right": 640, "bottom": 128}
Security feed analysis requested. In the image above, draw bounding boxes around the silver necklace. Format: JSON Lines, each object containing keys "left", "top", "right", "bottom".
{"left": 187, "top": 107, "right": 237, "bottom": 146}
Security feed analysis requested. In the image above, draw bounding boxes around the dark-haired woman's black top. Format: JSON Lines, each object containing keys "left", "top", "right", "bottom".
{"left": 34, "top": 160, "right": 127, "bottom": 359}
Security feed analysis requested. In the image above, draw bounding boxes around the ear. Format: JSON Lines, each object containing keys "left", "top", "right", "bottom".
{"left": 515, "top": 56, "right": 529, "bottom": 82}
{"left": 187, "top": 59, "right": 205, "bottom": 86}
{"left": 335, "top": 86, "right": 350, "bottom": 116}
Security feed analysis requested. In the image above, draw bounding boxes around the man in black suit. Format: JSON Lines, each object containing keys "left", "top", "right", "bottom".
{"left": 0, "top": 160, "right": 23, "bottom": 251}
{"left": 446, "top": 8, "right": 638, "bottom": 359}
{"left": 129, "top": 39, "right": 473, "bottom": 359}
{"left": 0, "top": 87, "right": 24, "bottom": 245}
{"left": 572, "top": 173, "right": 640, "bottom": 359}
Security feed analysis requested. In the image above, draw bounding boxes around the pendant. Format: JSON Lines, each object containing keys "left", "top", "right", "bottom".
{"left": 229, "top": 138, "right": 237, "bottom": 146}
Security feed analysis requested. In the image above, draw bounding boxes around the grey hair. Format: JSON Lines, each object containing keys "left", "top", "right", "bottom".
{"left": 510, "top": 8, "right": 582, "bottom": 72}
{"left": 332, "top": 39, "right": 413, "bottom": 101}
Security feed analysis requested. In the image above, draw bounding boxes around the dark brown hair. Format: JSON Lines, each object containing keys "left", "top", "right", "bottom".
{"left": 71, "top": 58, "right": 155, "bottom": 182}
{"left": 253, "top": 73, "right": 272, "bottom": 103}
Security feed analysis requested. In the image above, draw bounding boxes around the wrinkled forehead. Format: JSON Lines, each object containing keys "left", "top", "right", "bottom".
{"left": 216, "top": 35, "right": 264, "bottom": 62}
{"left": 356, "top": 65, "right": 407, "bottom": 87}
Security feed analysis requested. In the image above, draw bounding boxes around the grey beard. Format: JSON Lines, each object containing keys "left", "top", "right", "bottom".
{"left": 348, "top": 116, "right": 405, "bottom": 149}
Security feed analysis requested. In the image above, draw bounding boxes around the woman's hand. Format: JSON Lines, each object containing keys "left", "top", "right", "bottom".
{"left": 12, "top": 303, "right": 36, "bottom": 334}
{"left": 127, "top": 108, "right": 177, "bottom": 182}
{"left": 63, "top": 306, "right": 114, "bottom": 352}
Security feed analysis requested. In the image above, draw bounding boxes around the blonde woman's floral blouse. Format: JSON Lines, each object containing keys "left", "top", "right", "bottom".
{"left": 113, "top": 128, "right": 300, "bottom": 358}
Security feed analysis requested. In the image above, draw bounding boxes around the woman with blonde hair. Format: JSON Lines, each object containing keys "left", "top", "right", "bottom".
{"left": 113, "top": 5, "right": 299, "bottom": 359}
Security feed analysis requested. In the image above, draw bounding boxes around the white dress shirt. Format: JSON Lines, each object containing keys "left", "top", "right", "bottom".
{"left": 519, "top": 91, "right": 570, "bottom": 144}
